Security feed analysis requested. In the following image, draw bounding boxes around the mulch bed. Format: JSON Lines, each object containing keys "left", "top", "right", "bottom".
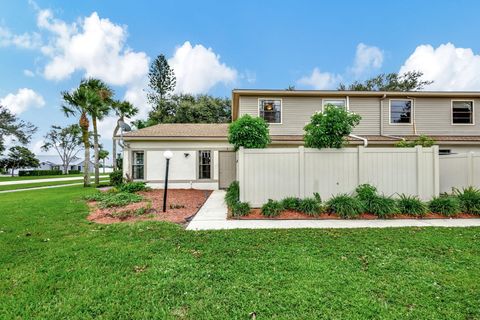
{"left": 87, "top": 189, "right": 212, "bottom": 224}
{"left": 231, "top": 208, "right": 479, "bottom": 220}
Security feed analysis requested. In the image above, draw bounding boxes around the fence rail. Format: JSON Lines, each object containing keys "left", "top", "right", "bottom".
{"left": 238, "top": 146, "right": 439, "bottom": 207}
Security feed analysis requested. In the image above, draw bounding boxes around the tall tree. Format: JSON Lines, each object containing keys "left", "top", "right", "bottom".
{"left": 1, "top": 146, "right": 39, "bottom": 176}
{"left": 62, "top": 84, "right": 100, "bottom": 187}
{"left": 111, "top": 100, "right": 138, "bottom": 170}
{"left": 98, "top": 149, "right": 109, "bottom": 173}
{"left": 0, "top": 105, "right": 37, "bottom": 155}
{"left": 41, "top": 124, "right": 83, "bottom": 174}
{"left": 147, "top": 54, "right": 176, "bottom": 106}
{"left": 338, "top": 71, "right": 433, "bottom": 91}
{"left": 83, "top": 78, "right": 114, "bottom": 185}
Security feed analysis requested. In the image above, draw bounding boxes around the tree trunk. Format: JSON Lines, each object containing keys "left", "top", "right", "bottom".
{"left": 103, "top": 159, "right": 106, "bottom": 173}
{"left": 92, "top": 116, "right": 100, "bottom": 185}
{"left": 112, "top": 119, "right": 120, "bottom": 171}
{"left": 80, "top": 112, "right": 90, "bottom": 187}
{"left": 11, "top": 167, "right": 15, "bottom": 177}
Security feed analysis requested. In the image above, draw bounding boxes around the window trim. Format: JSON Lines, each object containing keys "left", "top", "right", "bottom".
{"left": 257, "top": 98, "right": 283, "bottom": 124}
{"left": 131, "top": 150, "right": 145, "bottom": 181}
{"left": 198, "top": 150, "right": 212, "bottom": 180}
{"left": 451, "top": 99, "right": 475, "bottom": 126}
{"left": 389, "top": 99, "right": 414, "bottom": 125}
{"left": 322, "top": 98, "right": 348, "bottom": 112}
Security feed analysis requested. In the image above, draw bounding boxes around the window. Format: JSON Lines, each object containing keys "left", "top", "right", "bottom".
{"left": 132, "top": 151, "right": 144, "bottom": 180}
{"left": 439, "top": 149, "right": 452, "bottom": 155}
{"left": 259, "top": 99, "right": 281, "bottom": 123}
{"left": 323, "top": 99, "right": 346, "bottom": 110}
{"left": 390, "top": 99, "right": 412, "bottom": 124}
{"left": 452, "top": 100, "right": 474, "bottom": 124}
{"left": 198, "top": 150, "right": 211, "bottom": 179}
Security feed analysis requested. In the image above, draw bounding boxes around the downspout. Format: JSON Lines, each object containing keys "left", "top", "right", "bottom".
{"left": 406, "top": 96, "right": 418, "bottom": 135}
{"left": 349, "top": 134, "right": 368, "bottom": 147}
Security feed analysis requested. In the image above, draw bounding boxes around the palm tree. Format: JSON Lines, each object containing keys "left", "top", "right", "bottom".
{"left": 111, "top": 100, "right": 139, "bottom": 170}
{"left": 62, "top": 85, "right": 100, "bottom": 187}
{"left": 98, "top": 149, "right": 109, "bottom": 174}
{"left": 82, "top": 79, "right": 113, "bottom": 185}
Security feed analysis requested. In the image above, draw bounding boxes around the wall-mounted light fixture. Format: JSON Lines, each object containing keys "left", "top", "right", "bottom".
{"left": 184, "top": 152, "right": 190, "bottom": 158}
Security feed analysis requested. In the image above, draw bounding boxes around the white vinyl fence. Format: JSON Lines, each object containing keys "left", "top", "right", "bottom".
{"left": 238, "top": 146, "right": 439, "bottom": 207}
{"left": 439, "top": 152, "right": 480, "bottom": 193}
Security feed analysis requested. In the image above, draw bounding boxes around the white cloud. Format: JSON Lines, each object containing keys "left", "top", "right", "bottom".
{"left": 23, "top": 69, "right": 35, "bottom": 77}
{"left": 169, "top": 41, "right": 237, "bottom": 94}
{"left": 351, "top": 43, "right": 383, "bottom": 77}
{"left": 0, "top": 26, "right": 41, "bottom": 49}
{"left": 399, "top": 43, "right": 480, "bottom": 90}
{"left": 37, "top": 10, "right": 149, "bottom": 87}
{"left": 0, "top": 88, "right": 45, "bottom": 114}
{"left": 297, "top": 68, "right": 341, "bottom": 89}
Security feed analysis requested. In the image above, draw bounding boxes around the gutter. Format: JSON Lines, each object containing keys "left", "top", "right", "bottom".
{"left": 349, "top": 134, "right": 368, "bottom": 147}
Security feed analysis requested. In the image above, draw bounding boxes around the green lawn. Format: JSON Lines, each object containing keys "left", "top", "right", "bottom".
{"left": 0, "top": 173, "right": 108, "bottom": 182}
{"left": 0, "top": 179, "right": 110, "bottom": 191}
{"left": 1, "top": 187, "right": 480, "bottom": 319}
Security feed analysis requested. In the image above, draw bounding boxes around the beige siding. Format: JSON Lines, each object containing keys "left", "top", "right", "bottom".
{"left": 349, "top": 97, "right": 380, "bottom": 135}
{"left": 239, "top": 95, "right": 480, "bottom": 137}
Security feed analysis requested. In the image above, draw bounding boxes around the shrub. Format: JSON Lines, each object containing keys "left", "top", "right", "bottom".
{"left": 84, "top": 192, "right": 106, "bottom": 202}
{"left": 367, "top": 195, "right": 398, "bottom": 218}
{"left": 396, "top": 194, "right": 428, "bottom": 216}
{"left": 68, "top": 170, "right": 80, "bottom": 174}
{"left": 326, "top": 194, "right": 363, "bottom": 219}
{"left": 110, "top": 170, "right": 124, "bottom": 187}
{"left": 281, "top": 197, "right": 301, "bottom": 211}
{"left": 261, "top": 199, "right": 283, "bottom": 217}
{"left": 225, "top": 181, "right": 240, "bottom": 208}
{"left": 99, "top": 192, "right": 143, "bottom": 208}
{"left": 453, "top": 187, "right": 480, "bottom": 215}
{"left": 118, "top": 181, "right": 149, "bottom": 193}
{"left": 429, "top": 196, "right": 461, "bottom": 216}
{"left": 298, "top": 197, "right": 322, "bottom": 216}
{"left": 18, "top": 170, "right": 62, "bottom": 176}
{"left": 232, "top": 202, "right": 251, "bottom": 217}
{"left": 303, "top": 105, "right": 361, "bottom": 149}
{"left": 228, "top": 114, "right": 271, "bottom": 150}
{"left": 395, "top": 135, "right": 435, "bottom": 148}
{"left": 355, "top": 184, "right": 378, "bottom": 202}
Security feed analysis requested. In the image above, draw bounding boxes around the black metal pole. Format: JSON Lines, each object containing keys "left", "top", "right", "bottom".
{"left": 163, "top": 158, "right": 170, "bottom": 212}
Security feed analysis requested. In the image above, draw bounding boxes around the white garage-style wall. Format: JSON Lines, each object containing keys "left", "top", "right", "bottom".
{"left": 123, "top": 140, "right": 232, "bottom": 190}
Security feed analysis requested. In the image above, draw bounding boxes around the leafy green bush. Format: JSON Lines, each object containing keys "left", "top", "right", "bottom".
{"left": 281, "top": 197, "right": 301, "bottom": 211}
{"left": 19, "top": 170, "right": 62, "bottom": 176}
{"left": 355, "top": 184, "right": 378, "bottom": 202}
{"left": 326, "top": 194, "right": 364, "bottom": 219}
{"left": 453, "top": 187, "right": 480, "bottom": 215}
{"left": 118, "top": 182, "right": 149, "bottom": 193}
{"left": 68, "top": 170, "right": 80, "bottom": 174}
{"left": 303, "top": 105, "right": 361, "bottom": 149}
{"left": 298, "top": 197, "right": 322, "bottom": 216}
{"left": 429, "top": 196, "right": 461, "bottom": 216}
{"left": 225, "top": 181, "right": 240, "bottom": 208}
{"left": 231, "top": 202, "right": 251, "bottom": 217}
{"left": 84, "top": 192, "right": 106, "bottom": 202}
{"left": 367, "top": 195, "right": 398, "bottom": 218}
{"left": 99, "top": 192, "right": 143, "bottom": 208}
{"left": 395, "top": 135, "right": 435, "bottom": 148}
{"left": 261, "top": 199, "right": 283, "bottom": 217}
{"left": 396, "top": 194, "right": 428, "bottom": 216}
{"left": 109, "top": 170, "right": 124, "bottom": 187}
{"left": 228, "top": 114, "right": 271, "bottom": 150}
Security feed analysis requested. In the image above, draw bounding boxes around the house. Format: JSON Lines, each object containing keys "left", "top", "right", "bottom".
{"left": 35, "top": 155, "right": 94, "bottom": 173}
{"left": 122, "top": 89, "right": 480, "bottom": 190}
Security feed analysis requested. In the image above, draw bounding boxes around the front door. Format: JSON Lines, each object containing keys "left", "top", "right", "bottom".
{"left": 219, "top": 151, "right": 236, "bottom": 189}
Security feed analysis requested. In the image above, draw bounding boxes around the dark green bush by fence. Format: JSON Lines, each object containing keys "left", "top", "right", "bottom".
{"left": 109, "top": 170, "right": 123, "bottom": 187}
{"left": 18, "top": 170, "right": 63, "bottom": 176}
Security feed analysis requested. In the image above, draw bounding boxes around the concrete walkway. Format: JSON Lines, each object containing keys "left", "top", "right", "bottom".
{"left": 187, "top": 190, "right": 480, "bottom": 230}
{"left": 0, "top": 175, "right": 108, "bottom": 186}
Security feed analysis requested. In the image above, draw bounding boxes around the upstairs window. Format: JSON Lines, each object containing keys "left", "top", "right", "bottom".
{"left": 452, "top": 100, "right": 474, "bottom": 124}
{"left": 322, "top": 99, "right": 346, "bottom": 110}
{"left": 390, "top": 99, "right": 412, "bottom": 124}
{"left": 259, "top": 99, "right": 281, "bottom": 123}
{"left": 132, "top": 151, "right": 144, "bottom": 180}
{"left": 198, "top": 150, "right": 211, "bottom": 179}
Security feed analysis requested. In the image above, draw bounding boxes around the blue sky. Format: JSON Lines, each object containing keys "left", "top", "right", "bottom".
{"left": 1, "top": 0, "right": 480, "bottom": 156}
